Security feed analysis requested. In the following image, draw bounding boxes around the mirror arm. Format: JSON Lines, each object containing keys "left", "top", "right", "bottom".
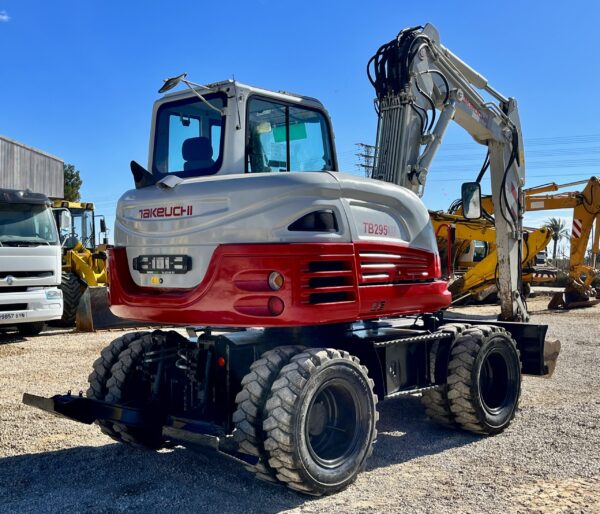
{"left": 180, "top": 79, "right": 225, "bottom": 116}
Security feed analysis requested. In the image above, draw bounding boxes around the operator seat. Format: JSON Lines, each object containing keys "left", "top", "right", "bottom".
{"left": 182, "top": 136, "right": 214, "bottom": 173}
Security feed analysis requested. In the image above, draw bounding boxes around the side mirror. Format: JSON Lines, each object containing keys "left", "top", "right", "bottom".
{"left": 59, "top": 209, "right": 72, "bottom": 231}
{"left": 99, "top": 217, "right": 107, "bottom": 233}
{"left": 461, "top": 182, "right": 482, "bottom": 219}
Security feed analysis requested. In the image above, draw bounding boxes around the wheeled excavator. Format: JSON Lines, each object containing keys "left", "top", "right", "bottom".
{"left": 24, "top": 24, "right": 559, "bottom": 496}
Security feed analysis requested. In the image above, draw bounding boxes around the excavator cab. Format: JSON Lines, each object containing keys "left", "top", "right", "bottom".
{"left": 140, "top": 79, "right": 338, "bottom": 183}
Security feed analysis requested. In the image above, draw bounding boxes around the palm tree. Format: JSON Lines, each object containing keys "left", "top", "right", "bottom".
{"left": 545, "top": 217, "right": 569, "bottom": 261}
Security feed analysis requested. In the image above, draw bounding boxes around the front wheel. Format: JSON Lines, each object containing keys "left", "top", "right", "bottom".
{"left": 447, "top": 326, "right": 521, "bottom": 435}
{"left": 263, "top": 349, "right": 378, "bottom": 496}
{"left": 59, "top": 272, "right": 83, "bottom": 325}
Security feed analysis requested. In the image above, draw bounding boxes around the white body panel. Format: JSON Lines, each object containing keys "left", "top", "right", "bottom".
{"left": 0, "top": 245, "right": 63, "bottom": 326}
{"left": 115, "top": 171, "right": 437, "bottom": 289}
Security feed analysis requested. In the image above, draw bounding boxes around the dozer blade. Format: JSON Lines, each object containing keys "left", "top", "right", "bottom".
{"left": 76, "top": 286, "right": 153, "bottom": 332}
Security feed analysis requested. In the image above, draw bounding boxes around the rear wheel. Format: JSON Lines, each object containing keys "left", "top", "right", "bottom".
{"left": 263, "top": 349, "right": 378, "bottom": 495}
{"left": 447, "top": 326, "right": 521, "bottom": 435}
{"left": 17, "top": 322, "right": 44, "bottom": 336}
{"left": 233, "top": 345, "right": 305, "bottom": 482}
{"left": 86, "top": 331, "right": 150, "bottom": 441}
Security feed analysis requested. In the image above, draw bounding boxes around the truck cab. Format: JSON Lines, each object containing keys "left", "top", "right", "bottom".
{"left": 0, "top": 188, "right": 63, "bottom": 335}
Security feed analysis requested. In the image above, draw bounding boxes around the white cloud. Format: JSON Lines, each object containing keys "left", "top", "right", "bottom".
{"left": 0, "top": 10, "right": 10, "bottom": 22}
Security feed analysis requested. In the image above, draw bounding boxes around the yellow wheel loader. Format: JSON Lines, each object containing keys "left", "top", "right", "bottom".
{"left": 52, "top": 201, "right": 109, "bottom": 327}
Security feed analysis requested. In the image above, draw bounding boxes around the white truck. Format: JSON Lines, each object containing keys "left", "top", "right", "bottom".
{"left": 0, "top": 188, "right": 64, "bottom": 336}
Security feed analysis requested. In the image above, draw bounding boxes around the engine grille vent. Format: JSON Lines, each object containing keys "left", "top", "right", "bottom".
{"left": 359, "top": 251, "right": 432, "bottom": 284}
{"left": 301, "top": 258, "right": 356, "bottom": 305}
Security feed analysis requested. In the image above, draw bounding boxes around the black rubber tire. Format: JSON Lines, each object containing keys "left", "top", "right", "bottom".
{"left": 59, "top": 272, "right": 83, "bottom": 326}
{"left": 263, "top": 348, "right": 378, "bottom": 496}
{"left": 16, "top": 322, "right": 44, "bottom": 336}
{"left": 105, "top": 331, "right": 172, "bottom": 449}
{"left": 421, "top": 323, "right": 469, "bottom": 428}
{"left": 86, "top": 331, "right": 150, "bottom": 441}
{"left": 447, "top": 325, "right": 521, "bottom": 435}
{"left": 233, "top": 345, "right": 305, "bottom": 483}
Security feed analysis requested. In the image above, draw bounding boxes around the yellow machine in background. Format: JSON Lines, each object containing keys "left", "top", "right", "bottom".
{"left": 448, "top": 177, "right": 600, "bottom": 308}
{"left": 52, "top": 201, "right": 108, "bottom": 325}
{"left": 431, "top": 211, "right": 554, "bottom": 303}
{"left": 524, "top": 178, "right": 600, "bottom": 307}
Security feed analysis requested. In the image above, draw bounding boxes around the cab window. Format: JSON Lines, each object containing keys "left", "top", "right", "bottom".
{"left": 153, "top": 94, "right": 226, "bottom": 177}
{"left": 246, "top": 98, "right": 334, "bottom": 173}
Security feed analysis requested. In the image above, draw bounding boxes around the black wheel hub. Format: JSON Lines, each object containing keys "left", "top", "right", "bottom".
{"left": 479, "top": 349, "right": 510, "bottom": 414}
{"left": 305, "top": 378, "right": 362, "bottom": 468}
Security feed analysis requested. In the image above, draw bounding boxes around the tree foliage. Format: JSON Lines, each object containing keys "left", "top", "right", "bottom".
{"left": 545, "top": 217, "right": 569, "bottom": 261}
{"left": 63, "top": 163, "right": 82, "bottom": 202}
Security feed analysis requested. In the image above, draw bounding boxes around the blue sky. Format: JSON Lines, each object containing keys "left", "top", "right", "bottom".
{"left": 1, "top": 1, "right": 599, "bottom": 243}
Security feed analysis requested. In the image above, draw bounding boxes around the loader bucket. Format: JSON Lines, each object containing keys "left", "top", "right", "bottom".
{"left": 76, "top": 286, "right": 147, "bottom": 332}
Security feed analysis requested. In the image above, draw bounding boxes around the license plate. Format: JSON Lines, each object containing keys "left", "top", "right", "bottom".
{"left": 0, "top": 312, "right": 27, "bottom": 321}
{"left": 132, "top": 255, "right": 192, "bottom": 274}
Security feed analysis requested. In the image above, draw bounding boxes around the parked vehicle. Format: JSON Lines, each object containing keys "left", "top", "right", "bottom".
{"left": 0, "top": 188, "right": 65, "bottom": 335}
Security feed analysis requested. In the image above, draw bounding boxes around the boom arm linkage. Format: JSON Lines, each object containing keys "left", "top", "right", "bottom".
{"left": 369, "top": 23, "right": 528, "bottom": 321}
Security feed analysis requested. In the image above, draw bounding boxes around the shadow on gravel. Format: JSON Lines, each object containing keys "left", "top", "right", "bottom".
{"left": 0, "top": 332, "right": 25, "bottom": 344}
{"left": 0, "top": 326, "right": 74, "bottom": 344}
{"left": 368, "top": 395, "right": 479, "bottom": 471}
{"left": 0, "top": 396, "right": 478, "bottom": 514}
{"left": 0, "top": 443, "right": 304, "bottom": 514}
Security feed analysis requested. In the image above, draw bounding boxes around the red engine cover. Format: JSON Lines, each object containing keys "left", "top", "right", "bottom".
{"left": 108, "top": 242, "right": 451, "bottom": 327}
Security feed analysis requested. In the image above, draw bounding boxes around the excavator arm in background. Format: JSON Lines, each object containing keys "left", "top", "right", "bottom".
{"left": 526, "top": 177, "right": 600, "bottom": 305}
{"left": 368, "top": 24, "right": 527, "bottom": 321}
{"left": 431, "top": 212, "right": 553, "bottom": 301}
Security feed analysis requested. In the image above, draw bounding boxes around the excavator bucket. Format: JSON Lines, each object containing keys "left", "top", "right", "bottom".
{"left": 76, "top": 286, "right": 146, "bottom": 332}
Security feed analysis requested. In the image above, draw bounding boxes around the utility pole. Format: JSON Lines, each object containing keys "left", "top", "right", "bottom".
{"left": 355, "top": 143, "right": 375, "bottom": 178}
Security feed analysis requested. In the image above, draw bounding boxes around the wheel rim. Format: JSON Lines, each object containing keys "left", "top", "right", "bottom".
{"left": 479, "top": 349, "right": 510, "bottom": 414}
{"left": 305, "top": 378, "right": 363, "bottom": 468}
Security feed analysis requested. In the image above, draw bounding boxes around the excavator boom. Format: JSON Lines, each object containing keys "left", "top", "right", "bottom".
{"left": 369, "top": 24, "right": 527, "bottom": 320}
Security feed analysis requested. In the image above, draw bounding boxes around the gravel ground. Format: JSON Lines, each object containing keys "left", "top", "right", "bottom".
{"left": 1, "top": 298, "right": 599, "bottom": 513}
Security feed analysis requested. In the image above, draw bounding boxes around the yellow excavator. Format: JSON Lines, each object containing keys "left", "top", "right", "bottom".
{"left": 430, "top": 211, "right": 553, "bottom": 303}
{"left": 449, "top": 177, "right": 600, "bottom": 308}
{"left": 52, "top": 200, "right": 108, "bottom": 325}
{"left": 524, "top": 178, "right": 600, "bottom": 307}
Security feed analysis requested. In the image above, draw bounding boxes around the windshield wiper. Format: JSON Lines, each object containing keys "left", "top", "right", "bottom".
{"left": 0, "top": 239, "right": 50, "bottom": 247}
